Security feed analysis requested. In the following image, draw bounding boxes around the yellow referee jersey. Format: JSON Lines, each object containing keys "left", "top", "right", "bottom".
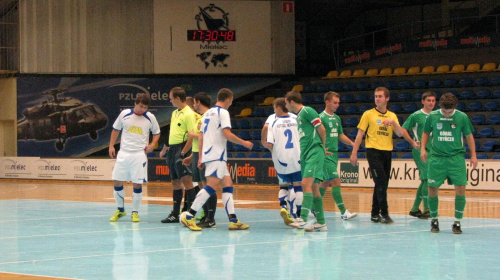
{"left": 357, "top": 108, "right": 399, "bottom": 151}
{"left": 169, "top": 105, "right": 196, "bottom": 145}
{"left": 192, "top": 112, "right": 202, "bottom": 152}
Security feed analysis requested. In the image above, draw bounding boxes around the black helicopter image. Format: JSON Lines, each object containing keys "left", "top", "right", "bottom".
{"left": 17, "top": 81, "right": 108, "bottom": 151}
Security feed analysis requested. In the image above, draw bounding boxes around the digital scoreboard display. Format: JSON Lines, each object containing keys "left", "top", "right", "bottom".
{"left": 187, "top": 30, "right": 236, "bottom": 42}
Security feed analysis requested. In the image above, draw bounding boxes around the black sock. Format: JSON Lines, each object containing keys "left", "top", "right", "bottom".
{"left": 172, "top": 189, "right": 183, "bottom": 216}
{"left": 208, "top": 194, "right": 217, "bottom": 220}
{"left": 184, "top": 188, "right": 197, "bottom": 211}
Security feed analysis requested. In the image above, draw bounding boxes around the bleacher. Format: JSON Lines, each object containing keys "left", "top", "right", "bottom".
{"left": 228, "top": 62, "right": 500, "bottom": 159}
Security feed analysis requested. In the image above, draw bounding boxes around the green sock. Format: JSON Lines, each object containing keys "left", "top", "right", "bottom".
{"left": 428, "top": 195, "right": 439, "bottom": 219}
{"left": 422, "top": 181, "right": 429, "bottom": 211}
{"left": 331, "top": 187, "right": 346, "bottom": 214}
{"left": 411, "top": 181, "right": 424, "bottom": 211}
{"left": 300, "top": 192, "right": 313, "bottom": 222}
{"left": 319, "top": 187, "right": 326, "bottom": 197}
{"left": 455, "top": 195, "right": 466, "bottom": 220}
{"left": 313, "top": 196, "right": 325, "bottom": 224}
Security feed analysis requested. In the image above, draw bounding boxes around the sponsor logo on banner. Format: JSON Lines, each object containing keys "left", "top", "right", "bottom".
{"left": 228, "top": 162, "right": 256, "bottom": 183}
{"left": 35, "top": 159, "right": 63, "bottom": 179}
{"left": 340, "top": 162, "right": 359, "bottom": 184}
{"left": 70, "top": 159, "right": 101, "bottom": 179}
{"left": 0, "top": 158, "right": 31, "bottom": 178}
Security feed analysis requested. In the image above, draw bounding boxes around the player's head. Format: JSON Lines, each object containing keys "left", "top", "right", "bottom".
{"left": 324, "top": 91, "right": 340, "bottom": 113}
{"left": 421, "top": 91, "right": 437, "bottom": 111}
{"left": 134, "top": 93, "right": 150, "bottom": 115}
{"left": 374, "top": 86, "right": 390, "bottom": 109}
{"left": 193, "top": 92, "right": 211, "bottom": 111}
{"left": 284, "top": 91, "right": 302, "bottom": 113}
{"left": 169, "top": 87, "right": 186, "bottom": 107}
{"left": 439, "top": 92, "right": 458, "bottom": 110}
{"left": 273, "top": 97, "right": 288, "bottom": 116}
{"left": 186, "top": 96, "right": 194, "bottom": 111}
{"left": 217, "top": 88, "right": 234, "bottom": 108}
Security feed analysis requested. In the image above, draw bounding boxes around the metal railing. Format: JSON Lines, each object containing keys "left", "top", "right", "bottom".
{"left": 332, "top": 14, "right": 500, "bottom": 70}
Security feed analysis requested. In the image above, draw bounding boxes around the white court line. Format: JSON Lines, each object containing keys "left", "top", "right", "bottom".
{"left": 1, "top": 223, "right": 500, "bottom": 266}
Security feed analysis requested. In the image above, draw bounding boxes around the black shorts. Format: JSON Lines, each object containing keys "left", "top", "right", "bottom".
{"left": 191, "top": 152, "right": 206, "bottom": 183}
{"left": 167, "top": 142, "right": 192, "bottom": 180}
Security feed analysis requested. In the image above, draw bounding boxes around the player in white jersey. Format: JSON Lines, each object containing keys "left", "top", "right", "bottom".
{"left": 180, "top": 88, "right": 253, "bottom": 231}
{"left": 266, "top": 98, "right": 303, "bottom": 226}
{"left": 109, "top": 93, "right": 161, "bottom": 223}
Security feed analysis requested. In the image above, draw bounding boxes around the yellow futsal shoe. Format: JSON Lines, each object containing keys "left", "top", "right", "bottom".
{"left": 131, "top": 212, "right": 140, "bottom": 222}
{"left": 109, "top": 210, "right": 127, "bottom": 222}
{"left": 229, "top": 219, "right": 250, "bottom": 230}
{"left": 180, "top": 211, "right": 202, "bottom": 231}
{"left": 280, "top": 208, "right": 294, "bottom": 225}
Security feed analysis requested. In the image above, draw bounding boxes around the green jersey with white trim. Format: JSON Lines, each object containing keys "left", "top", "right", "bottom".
{"left": 319, "top": 111, "right": 343, "bottom": 153}
{"left": 296, "top": 106, "right": 323, "bottom": 153}
{"left": 423, "top": 109, "right": 473, "bottom": 157}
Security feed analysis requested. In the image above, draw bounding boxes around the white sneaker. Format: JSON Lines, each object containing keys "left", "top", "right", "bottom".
{"left": 305, "top": 222, "right": 328, "bottom": 232}
{"left": 289, "top": 218, "right": 306, "bottom": 229}
{"left": 340, "top": 209, "right": 358, "bottom": 220}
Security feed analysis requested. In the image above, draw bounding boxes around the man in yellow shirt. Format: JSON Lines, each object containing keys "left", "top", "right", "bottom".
{"left": 160, "top": 87, "right": 197, "bottom": 223}
{"left": 350, "top": 87, "right": 418, "bottom": 224}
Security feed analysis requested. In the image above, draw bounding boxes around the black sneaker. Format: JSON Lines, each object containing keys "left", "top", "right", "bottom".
{"left": 409, "top": 209, "right": 422, "bottom": 218}
{"left": 452, "top": 223, "right": 462, "bottom": 234}
{"left": 430, "top": 220, "right": 440, "bottom": 233}
{"left": 197, "top": 218, "right": 216, "bottom": 228}
{"left": 161, "top": 212, "right": 179, "bottom": 223}
{"left": 380, "top": 214, "right": 394, "bottom": 224}
{"left": 371, "top": 214, "right": 381, "bottom": 223}
{"left": 418, "top": 209, "right": 430, "bottom": 219}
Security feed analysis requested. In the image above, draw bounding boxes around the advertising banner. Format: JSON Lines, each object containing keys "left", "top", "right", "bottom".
{"left": 17, "top": 76, "right": 278, "bottom": 157}
{"left": 2, "top": 157, "right": 498, "bottom": 191}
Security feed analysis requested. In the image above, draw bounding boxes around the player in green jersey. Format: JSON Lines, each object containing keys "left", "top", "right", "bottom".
{"left": 318, "top": 91, "right": 357, "bottom": 220}
{"left": 285, "top": 91, "right": 329, "bottom": 232}
{"left": 421, "top": 93, "right": 478, "bottom": 234}
{"left": 402, "top": 91, "right": 436, "bottom": 219}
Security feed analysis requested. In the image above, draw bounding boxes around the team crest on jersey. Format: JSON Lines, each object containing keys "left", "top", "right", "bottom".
{"left": 451, "top": 123, "right": 456, "bottom": 129}
{"left": 329, "top": 122, "right": 333, "bottom": 127}
{"left": 437, "top": 123, "right": 442, "bottom": 130}
{"left": 376, "top": 119, "right": 382, "bottom": 125}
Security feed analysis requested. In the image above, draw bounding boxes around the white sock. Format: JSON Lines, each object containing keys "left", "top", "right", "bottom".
{"left": 132, "top": 187, "right": 142, "bottom": 213}
{"left": 223, "top": 187, "right": 235, "bottom": 216}
{"left": 190, "top": 186, "right": 214, "bottom": 212}
{"left": 114, "top": 186, "right": 125, "bottom": 211}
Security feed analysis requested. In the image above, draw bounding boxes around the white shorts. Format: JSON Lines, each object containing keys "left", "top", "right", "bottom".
{"left": 204, "top": 161, "right": 229, "bottom": 179}
{"left": 112, "top": 150, "right": 148, "bottom": 184}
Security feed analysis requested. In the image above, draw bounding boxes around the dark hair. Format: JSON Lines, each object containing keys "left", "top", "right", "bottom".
{"left": 324, "top": 91, "right": 340, "bottom": 102}
{"left": 273, "top": 97, "right": 288, "bottom": 112}
{"left": 375, "top": 86, "right": 390, "bottom": 98}
{"left": 285, "top": 91, "right": 302, "bottom": 104}
{"left": 194, "top": 92, "right": 211, "bottom": 108}
{"left": 422, "top": 91, "right": 437, "bottom": 101}
{"left": 135, "top": 93, "right": 150, "bottom": 106}
{"left": 217, "top": 88, "right": 234, "bottom": 102}
{"left": 439, "top": 92, "right": 458, "bottom": 109}
{"left": 170, "top": 86, "right": 186, "bottom": 102}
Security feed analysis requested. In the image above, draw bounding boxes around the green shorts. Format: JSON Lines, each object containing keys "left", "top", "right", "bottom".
{"left": 427, "top": 154, "right": 467, "bottom": 187}
{"left": 412, "top": 149, "right": 428, "bottom": 180}
{"left": 300, "top": 145, "right": 325, "bottom": 182}
{"left": 323, "top": 153, "right": 339, "bottom": 180}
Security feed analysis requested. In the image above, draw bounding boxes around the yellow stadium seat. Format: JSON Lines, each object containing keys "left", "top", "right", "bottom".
{"left": 292, "top": 85, "right": 303, "bottom": 92}
{"left": 406, "top": 66, "right": 421, "bottom": 75}
{"left": 322, "top": 70, "right": 339, "bottom": 79}
{"left": 464, "top": 63, "right": 480, "bottom": 72}
{"left": 480, "top": 62, "right": 496, "bottom": 72}
{"left": 377, "top": 68, "right": 393, "bottom": 76}
{"left": 365, "top": 68, "right": 379, "bottom": 77}
{"left": 352, "top": 69, "right": 365, "bottom": 77}
{"left": 449, "top": 64, "right": 465, "bottom": 73}
{"left": 235, "top": 108, "right": 252, "bottom": 117}
{"left": 259, "top": 97, "right": 275, "bottom": 106}
{"left": 339, "top": 70, "right": 352, "bottom": 78}
{"left": 435, "top": 65, "right": 450, "bottom": 74}
{"left": 419, "top": 66, "right": 435, "bottom": 74}
{"left": 391, "top": 67, "right": 406, "bottom": 76}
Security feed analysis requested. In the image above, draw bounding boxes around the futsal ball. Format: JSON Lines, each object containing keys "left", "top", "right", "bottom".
{"left": 179, "top": 211, "right": 187, "bottom": 226}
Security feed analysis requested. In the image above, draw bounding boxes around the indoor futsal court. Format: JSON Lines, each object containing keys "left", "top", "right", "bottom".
{"left": 0, "top": 179, "right": 499, "bottom": 279}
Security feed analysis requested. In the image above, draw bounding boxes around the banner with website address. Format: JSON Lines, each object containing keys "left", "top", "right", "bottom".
{"left": 147, "top": 158, "right": 500, "bottom": 191}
